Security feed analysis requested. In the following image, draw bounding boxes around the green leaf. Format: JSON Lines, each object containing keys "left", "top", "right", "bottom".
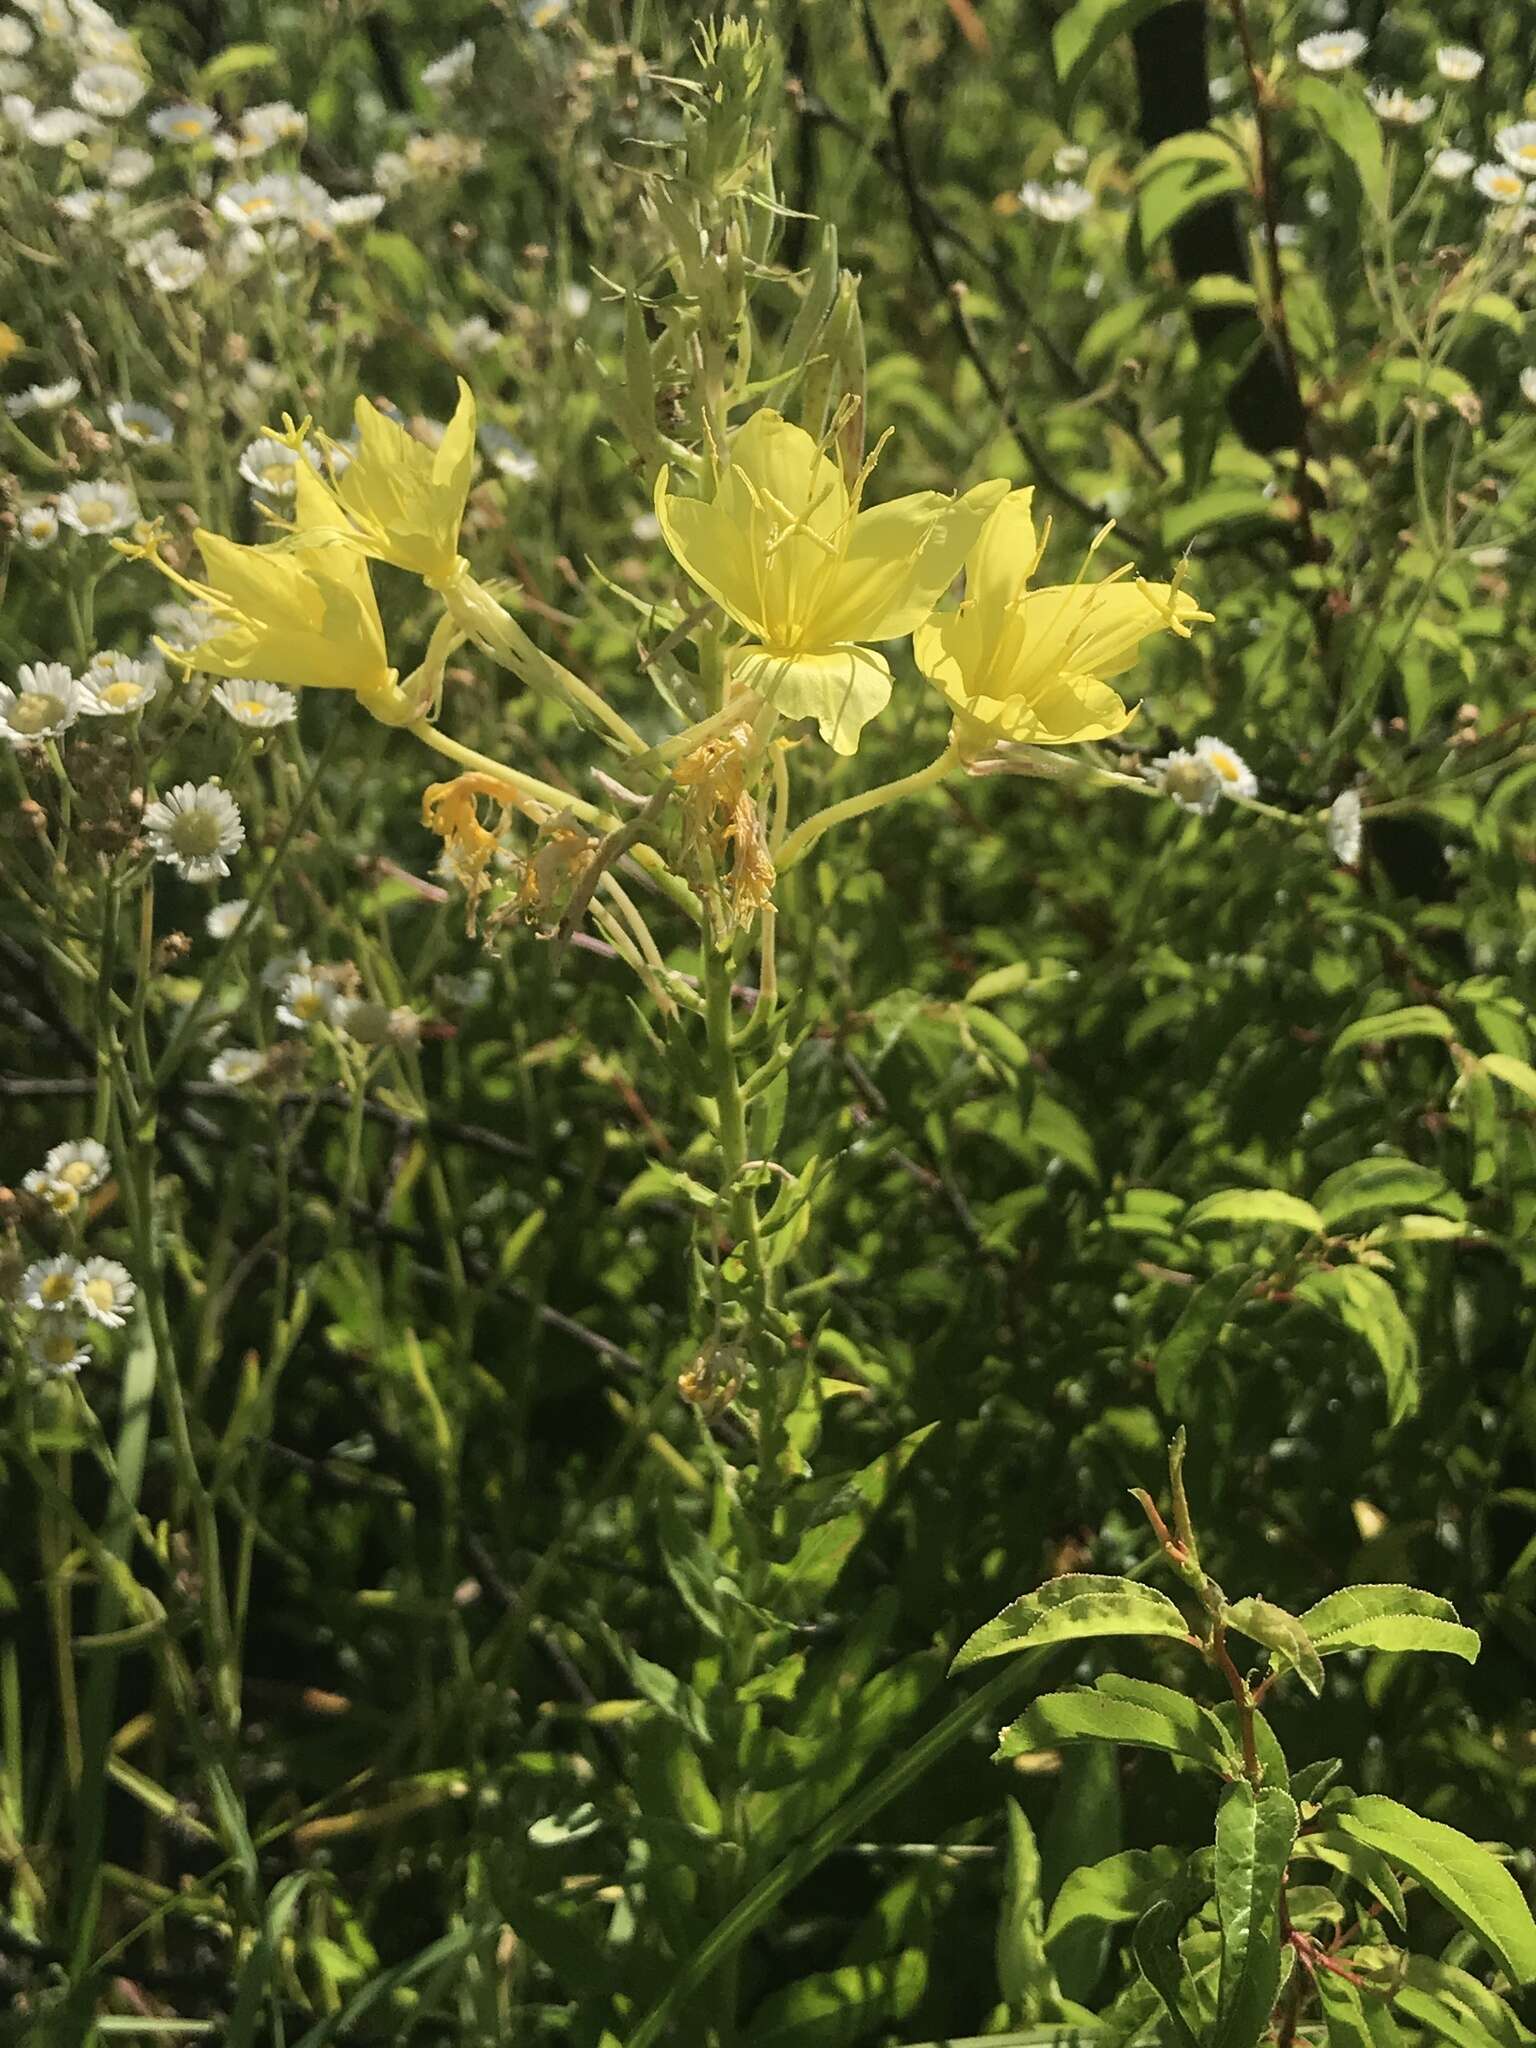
{"left": 1300, "top": 1585, "right": 1479, "bottom": 1664}
{"left": 1395, "top": 1984, "right": 1517, "bottom": 2048}
{"left": 1223, "top": 1599, "right": 1324, "bottom": 1697}
{"left": 953, "top": 1575, "right": 1192, "bottom": 1673}
{"left": 1162, "top": 487, "right": 1283, "bottom": 553}
{"left": 1163, "top": 1261, "right": 1253, "bottom": 1409}
{"left": 1292, "top": 76, "right": 1388, "bottom": 212}
{"left": 1294, "top": 1267, "right": 1419, "bottom": 1423}
{"left": 1214, "top": 1783, "right": 1299, "bottom": 2048}
{"left": 1046, "top": 1849, "right": 1185, "bottom": 1953}
{"left": 777, "top": 1424, "right": 937, "bottom": 1611}
{"left": 1138, "top": 156, "right": 1247, "bottom": 248}
{"left": 1292, "top": 1830, "right": 1407, "bottom": 1928}
{"left": 1336, "top": 1797, "right": 1536, "bottom": 1983}
{"left": 1400, "top": 1954, "right": 1532, "bottom": 2048}
{"left": 194, "top": 41, "right": 278, "bottom": 96}
{"left": 744, "top": 1947, "right": 927, "bottom": 2046}
{"left": 1184, "top": 1190, "right": 1324, "bottom": 1234}
{"left": 1481, "top": 1053, "right": 1536, "bottom": 1106}
{"left": 1318, "top": 1972, "right": 1378, "bottom": 2048}
{"left": 1132, "top": 1896, "right": 1201, "bottom": 2048}
{"left": 1331, "top": 1006, "right": 1455, "bottom": 1058}
{"left": 1053, "top": 0, "right": 1181, "bottom": 114}
{"left": 1313, "top": 1157, "right": 1464, "bottom": 1230}
{"left": 996, "top": 1677, "right": 1237, "bottom": 1777}
{"left": 998, "top": 1801, "right": 1061, "bottom": 2020}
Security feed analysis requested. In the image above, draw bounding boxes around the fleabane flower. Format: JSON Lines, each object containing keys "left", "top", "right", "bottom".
{"left": 59, "top": 479, "right": 138, "bottom": 535}
{"left": 21, "top": 1254, "right": 86, "bottom": 1311}
{"left": 81, "top": 655, "right": 161, "bottom": 715}
{"left": 142, "top": 780, "right": 245, "bottom": 881}
{"left": 43, "top": 1138, "right": 110, "bottom": 1191}
{"left": 1193, "top": 733, "right": 1257, "bottom": 799}
{"left": 109, "top": 398, "right": 174, "bottom": 446}
{"left": 1431, "top": 147, "right": 1475, "bottom": 181}
{"left": 1297, "top": 29, "right": 1367, "bottom": 71}
{"left": 77, "top": 1256, "right": 135, "bottom": 1328}
{"left": 1494, "top": 123, "right": 1536, "bottom": 175}
{"left": 655, "top": 409, "right": 1009, "bottom": 754}
{"left": 123, "top": 513, "right": 399, "bottom": 715}
{"left": 29, "top": 1315, "right": 91, "bottom": 1376}
{"left": 290, "top": 378, "right": 477, "bottom": 587}
{"left": 1, "top": 662, "right": 82, "bottom": 746}
{"left": 1328, "top": 787, "right": 1363, "bottom": 865}
{"left": 1435, "top": 46, "right": 1483, "bottom": 83}
{"left": 1473, "top": 161, "right": 1526, "bottom": 204}
{"left": 213, "top": 678, "right": 297, "bottom": 728}
{"left": 911, "top": 489, "right": 1208, "bottom": 752}
{"left": 1366, "top": 87, "right": 1434, "bottom": 127}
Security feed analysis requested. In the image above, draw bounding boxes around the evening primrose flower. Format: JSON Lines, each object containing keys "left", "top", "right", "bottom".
{"left": 142, "top": 781, "right": 245, "bottom": 881}
{"left": 123, "top": 513, "right": 400, "bottom": 714}
{"left": 291, "top": 379, "right": 477, "bottom": 587}
{"left": 911, "top": 489, "right": 1208, "bottom": 751}
{"left": 655, "top": 409, "right": 1009, "bottom": 754}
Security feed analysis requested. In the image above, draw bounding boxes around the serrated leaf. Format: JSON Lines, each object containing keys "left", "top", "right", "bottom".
{"left": 953, "top": 1575, "right": 1192, "bottom": 1673}
{"left": 996, "top": 1677, "right": 1237, "bottom": 1777}
{"left": 1184, "top": 1190, "right": 1324, "bottom": 1234}
{"left": 1224, "top": 1599, "right": 1324, "bottom": 1697}
{"left": 1313, "top": 1156, "right": 1463, "bottom": 1230}
{"left": 1300, "top": 1585, "right": 1479, "bottom": 1664}
{"left": 1400, "top": 1954, "right": 1532, "bottom": 2048}
{"left": 1336, "top": 1797, "right": 1536, "bottom": 1983}
{"left": 1214, "top": 1782, "right": 1299, "bottom": 2048}
{"left": 1294, "top": 1267, "right": 1419, "bottom": 1424}
{"left": 1331, "top": 1006, "right": 1455, "bottom": 1057}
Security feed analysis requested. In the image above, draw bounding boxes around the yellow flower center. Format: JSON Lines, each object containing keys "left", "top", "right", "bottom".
{"left": 40, "top": 1272, "right": 78, "bottom": 1306}
{"left": 172, "top": 118, "right": 203, "bottom": 137}
{"left": 259, "top": 461, "right": 292, "bottom": 486}
{"left": 78, "top": 497, "right": 116, "bottom": 525}
{"left": 101, "top": 681, "right": 144, "bottom": 710}
{"left": 38, "top": 1329, "right": 81, "bottom": 1367}
{"left": 40, "top": 1183, "right": 80, "bottom": 1215}
{"left": 12, "top": 692, "right": 63, "bottom": 734}
{"left": 1209, "top": 752, "right": 1242, "bottom": 783}
{"left": 83, "top": 1277, "right": 116, "bottom": 1313}
{"left": 238, "top": 698, "right": 270, "bottom": 718}
{"left": 58, "top": 1160, "right": 98, "bottom": 1188}
{"left": 292, "top": 990, "right": 327, "bottom": 1021}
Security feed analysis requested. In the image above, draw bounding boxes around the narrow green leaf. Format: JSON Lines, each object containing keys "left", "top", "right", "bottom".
{"left": 1331, "top": 1005, "right": 1455, "bottom": 1057}
{"left": 744, "top": 1947, "right": 927, "bottom": 2046}
{"left": 1292, "top": 76, "right": 1389, "bottom": 212}
{"left": 1184, "top": 1190, "right": 1325, "bottom": 1234}
{"left": 1132, "top": 1896, "right": 1201, "bottom": 2048}
{"left": 1224, "top": 1599, "right": 1324, "bottom": 1697}
{"left": 1312, "top": 1156, "right": 1463, "bottom": 1230}
{"left": 1294, "top": 1267, "right": 1419, "bottom": 1423}
{"left": 1053, "top": 0, "right": 1180, "bottom": 114}
{"left": 1214, "top": 1783, "right": 1299, "bottom": 2048}
{"left": 996, "top": 1677, "right": 1237, "bottom": 1776}
{"left": 1401, "top": 1954, "right": 1532, "bottom": 2048}
{"left": 998, "top": 1800, "right": 1061, "bottom": 2019}
{"left": 1336, "top": 1797, "right": 1536, "bottom": 1983}
{"left": 953, "top": 1575, "right": 1192, "bottom": 1673}
{"left": 1155, "top": 1267, "right": 1254, "bottom": 1411}
{"left": 1292, "top": 1830, "right": 1407, "bottom": 1928}
{"left": 1300, "top": 1585, "right": 1479, "bottom": 1664}
{"left": 1318, "top": 1971, "right": 1378, "bottom": 2048}
{"left": 1481, "top": 1053, "right": 1536, "bottom": 1105}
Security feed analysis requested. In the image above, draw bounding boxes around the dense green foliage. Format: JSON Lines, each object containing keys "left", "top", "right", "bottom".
{"left": 2, "top": 0, "right": 1534, "bottom": 2043}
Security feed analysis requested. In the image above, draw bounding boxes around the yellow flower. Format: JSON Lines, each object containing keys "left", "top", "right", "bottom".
{"left": 912, "top": 489, "right": 1210, "bottom": 750}
{"left": 0, "top": 322, "right": 22, "bottom": 367}
{"left": 296, "top": 380, "right": 477, "bottom": 588}
{"left": 655, "top": 410, "right": 1008, "bottom": 755}
{"left": 125, "top": 519, "right": 399, "bottom": 715}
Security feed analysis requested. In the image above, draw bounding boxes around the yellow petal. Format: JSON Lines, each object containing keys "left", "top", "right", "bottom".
{"left": 654, "top": 465, "right": 770, "bottom": 638}
{"left": 964, "top": 488, "right": 1041, "bottom": 611}
{"left": 1010, "top": 579, "right": 1201, "bottom": 690}
{"left": 735, "top": 644, "right": 892, "bottom": 756}
{"left": 337, "top": 387, "right": 472, "bottom": 584}
{"left": 728, "top": 410, "right": 849, "bottom": 541}
{"left": 812, "top": 478, "right": 1011, "bottom": 645}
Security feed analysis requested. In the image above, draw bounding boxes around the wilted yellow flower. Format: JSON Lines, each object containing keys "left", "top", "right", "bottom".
{"left": 122, "top": 519, "right": 399, "bottom": 716}
{"left": 912, "top": 489, "right": 1209, "bottom": 750}
{"left": 656, "top": 410, "right": 1008, "bottom": 754}
{"left": 0, "top": 322, "right": 22, "bottom": 367}
{"left": 422, "top": 770, "right": 519, "bottom": 929}
{"left": 295, "top": 380, "right": 477, "bottom": 588}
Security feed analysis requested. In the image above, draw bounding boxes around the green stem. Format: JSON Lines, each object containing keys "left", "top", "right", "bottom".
{"left": 776, "top": 738, "right": 960, "bottom": 871}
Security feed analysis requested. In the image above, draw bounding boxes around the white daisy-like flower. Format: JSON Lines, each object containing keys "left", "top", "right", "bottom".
{"left": 1431, "top": 147, "right": 1475, "bottom": 181}
{"left": 1473, "top": 161, "right": 1528, "bottom": 204}
{"left": 1468, "top": 543, "right": 1508, "bottom": 568}
{"left": 21, "top": 1167, "right": 82, "bottom": 1218}
{"left": 0, "top": 55, "right": 27, "bottom": 87}
{"left": 1147, "top": 747, "right": 1221, "bottom": 815}
{"left": 277, "top": 969, "right": 340, "bottom": 1030}
{"left": 452, "top": 314, "right": 498, "bottom": 356}
{"left": 58, "top": 478, "right": 137, "bottom": 535}
{"left": 148, "top": 100, "right": 217, "bottom": 143}
{"left": 327, "top": 192, "right": 385, "bottom": 228}
{"left": 1311, "top": 0, "right": 1349, "bottom": 20}
{"left": 81, "top": 656, "right": 161, "bottom": 716}
{"left": 79, "top": 20, "right": 136, "bottom": 64}
{"left": 205, "top": 897, "right": 252, "bottom": 941}
{"left": 1495, "top": 122, "right": 1536, "bottom": 174}
{"left": 0, "top": 662, "right": 82, "bottom": 746}
{"left": 237, "top": 433, "right": 300, "bottom": 498}
{"left": 335, "top": 996, "right": 394, "bottom": 1044}
{"left": 154, "top": 598, "right": 222, "bottom": 652}
{"left": 1327, "top": 788, "right": 1363, "bottom": 866}
{"left": 213, "top": 678, "right": 297, "bottom": 728}
{"left": 1367, "top": 86, "right": 1434, "bottom": 127}
{"left": 1435, "top": 46, "right": 1483, "bottom": 84}
{"left": 42, "top": 1137, "right": 110, "bottom": 1191}
{"left": 0, "top": 17, "right": 33, "bottom": 55}
{"left": 18, "top": 503, "right": 59, "bottom": 547}
{"left": 209, "top": 1044, "right": 266, "bottom": 1085}
{"left": 125, "top": 224, "right": 177, "bottom": 268}
{"left": 561, "top": 283, "right": 592, "bottom": 319}
{"left": 105, "top": 144, "right": 153, "bottom": 188}
{"left": 24, "top": 104, "right": 100, "bottom": 144}
{"left": 422, "top": 38, "right": 474, "bottom": 90}
{"left": 215, "top": 175, "right": 290, "bottom": 227}
{"left": 1297, "top": 29, "right": 1367, "bottom": 71}
{"left": 631, "top": 509, "right": 661, "bottom": 542}
{"left": 76, "top": 1256, "right": 135, "bottom": 1328}
{"left": 260, "top": 947, "right": 310, "bottom": 991}
{"left": 5, "top": 375, "right": 80, "bottom": 417}
{"left": 1194, "top": 734, "right": 1258, "bottom": 801}
{"left": 1017, "top": 177, "right": 1093, "bottom": 222}
{"left": 20, "top": 1253, "right": 85, "bottom": 1311}
{"left": 213, "top": 98, "right": 304, "bottom": 160}
{"left": 56, "top": 188, "right": 122, "bottom": 223}
{"left": 1521, "top": 366, "right": 1536, "bottom": 405}
{"left": 372, "top": 148, "right": 412, "bottom": 195}
{"left": 1053, "top": 142, "right": 1088, "bottom": 175}
{"left": 144, "top": 242, "right": 205, "bottom": 292}
{"left": 29, "top": 1315, "right": 91, "bottom": 1375}
{"left": 71, "top": 62, "right": 144, "bottom": 118}
{"left": 142, "top": 781, "right": 245, "bottom": 882}
{"left": 108, "top": 397, "right": 174, "bottom": 446}
{"left": 478, "top": 421, "right": 539, "bottom": 479}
